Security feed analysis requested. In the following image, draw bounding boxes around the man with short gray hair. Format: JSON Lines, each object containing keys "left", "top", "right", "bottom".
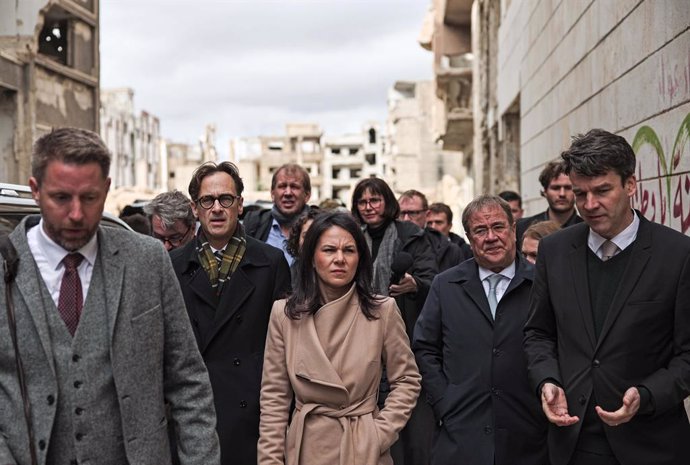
{"left": 144, "top": 190, "right": 196, "bottom": 251}
{"left": 414, "top": 195, "right": 547, "bottom": 465}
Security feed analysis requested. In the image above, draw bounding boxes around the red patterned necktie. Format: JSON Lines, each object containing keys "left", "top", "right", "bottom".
{"left": 58, "top": 253, "right": 84, "bottom": 336}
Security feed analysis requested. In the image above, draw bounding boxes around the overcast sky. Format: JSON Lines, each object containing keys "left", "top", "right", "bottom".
{"left": 100, "top": 0, "right": 433, "bottom": 157}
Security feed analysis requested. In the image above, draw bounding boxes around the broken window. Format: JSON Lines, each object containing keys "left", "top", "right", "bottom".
{"left": 368, "top": 128, "right": 377, "bottom": 144}
{"left": 39, "top": 18, "right": 68, "bottom": 65}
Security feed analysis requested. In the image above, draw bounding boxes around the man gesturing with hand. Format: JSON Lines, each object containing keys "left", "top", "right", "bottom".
{"left": 524, "top": 129, "right": 690, "bottom": 465}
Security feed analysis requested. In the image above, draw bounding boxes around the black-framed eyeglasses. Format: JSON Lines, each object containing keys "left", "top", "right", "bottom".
{"left": 152, "top": 224, "right": 192, "bottom": 247}
{"left": 356, "top": 197, "right": 383, "bottom": 209}
{"left": 400, "top": 209, "right": 425, "bottom": 218}
{"left": 196, "top": 194, "right": 239, "bottom": 209}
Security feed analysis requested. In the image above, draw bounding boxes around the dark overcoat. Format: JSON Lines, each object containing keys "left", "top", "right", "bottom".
{"left": 170, "top": 236, "right": 291, "bottom": 465}
{"left": 413, "top": 256, "right": 548, "bottom": 465}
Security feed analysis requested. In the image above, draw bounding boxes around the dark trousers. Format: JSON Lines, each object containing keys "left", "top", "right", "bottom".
{"left": 390, "top": 388, "right": 434, "bottom": 465}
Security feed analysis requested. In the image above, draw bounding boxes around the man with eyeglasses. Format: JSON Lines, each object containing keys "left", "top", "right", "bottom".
{"left": 413, "top": 195, "right": 547, "bottom": 465}
{"left": 144, "top": 190, "right": 196, "bottom": 251}
{"left": 169, "top": 161, "right": 291, "bottom": 465}
{"left": 398, "top": 190, "right": 470, "bottom": 272}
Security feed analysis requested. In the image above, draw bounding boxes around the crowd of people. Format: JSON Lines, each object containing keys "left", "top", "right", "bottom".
{"left": 1, "top": 126, "right": 689, "bottom": 465}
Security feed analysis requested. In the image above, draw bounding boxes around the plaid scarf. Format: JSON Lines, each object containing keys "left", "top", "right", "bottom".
{"left": 197, "top": 224, "right": 247, "bottom": 296}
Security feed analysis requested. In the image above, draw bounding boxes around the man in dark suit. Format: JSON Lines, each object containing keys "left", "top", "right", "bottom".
{"left": 170, "top": 162, "right": 291, "bottom": 465}
{"left": 413, "top": 195, "right": 547, "bottom": 465}
{"left": 516, "top": 160, "right": 582, "bottom": 243}
{"left": 524, "top": 128, "right": 690, "bottom": 465}
{"left": 0, "top": 128, "right": 219, "bottom": 465}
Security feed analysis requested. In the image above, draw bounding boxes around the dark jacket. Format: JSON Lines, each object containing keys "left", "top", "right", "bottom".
{"left": 391, "top": 220, "right": 438, "bottom": 339}
{"left": 515, "top": 209, "right": 582, "bottom": 244}
{"left": 170, "top": 236, "right": 291, "bottom": 465}
{"left": 427, "top": 228, "right": 472, "bottom": 272}
{"left": 413, "top": 256, "right": 547, "bottom": 465}
{"left": 242, "top": 208, "right": 273, "bottom": 242}
{"left": 524, "top": 214, "right": 690, "bottom": 465}
{"left": 449, "top": 232, "right": 474, "bottom": 260}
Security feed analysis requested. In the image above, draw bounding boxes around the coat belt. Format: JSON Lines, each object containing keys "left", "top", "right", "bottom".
{"left": 291, "top": 392, "right": 378, "bottom": 465}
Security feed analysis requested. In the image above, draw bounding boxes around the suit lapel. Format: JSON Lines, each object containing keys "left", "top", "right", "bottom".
{"left": 13, "top": 242, "right": 58, "bottom": 376}
{"left": 201, "top": 265, "right": 255, "bottom": 352}
{"left": 457, "top": 261, "right": 494, "bottom": 325}
{"left": 568, "top": 231, "right": 597, "bottom": 350}
{"left": 98, "top": 229, "right": 125, "bottom": 343}
{"left": 187, "top": 263, "right": 220, "bottom": 311}
{"left": 596, "top": 218, "right": 652, "bottom": 350}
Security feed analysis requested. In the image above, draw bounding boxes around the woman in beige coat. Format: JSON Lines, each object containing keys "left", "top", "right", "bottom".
{"left": 258, "top": 211, "right": 421, "bottom": 465}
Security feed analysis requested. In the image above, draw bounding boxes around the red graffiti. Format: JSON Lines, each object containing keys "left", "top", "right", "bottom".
{"left": 673, "top": 174, "right": 690, "bottom": 234}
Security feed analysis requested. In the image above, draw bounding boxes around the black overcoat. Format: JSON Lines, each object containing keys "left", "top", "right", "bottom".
{"left": 413, "top": 256, "right": 548, "bottom": 465}
{"left": 170, "top": 236, "right": 291, "bottom": 465}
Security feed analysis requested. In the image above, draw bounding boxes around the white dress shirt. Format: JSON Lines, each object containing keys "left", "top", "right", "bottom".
{"left": 587, "top": 209, "right": 640, "bottom": 259}
{"left": 478, "top": 260, "right": 516, "bottom": 304}
{"left": 26, "top": 219, "right": 98, "bottom": 307}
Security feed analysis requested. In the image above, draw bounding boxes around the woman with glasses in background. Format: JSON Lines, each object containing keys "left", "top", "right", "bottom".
{"left": 350, "top": 177, "right": 437, "bottom": 465}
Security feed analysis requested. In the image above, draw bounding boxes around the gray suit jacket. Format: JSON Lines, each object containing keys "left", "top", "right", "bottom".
{"left": 0, "top": 216, "right": 220, "bottom": 465}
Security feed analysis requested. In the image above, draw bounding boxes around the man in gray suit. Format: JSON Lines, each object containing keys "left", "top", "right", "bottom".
{"left": 0, "top": 128, "right": 219, "bottom": 465}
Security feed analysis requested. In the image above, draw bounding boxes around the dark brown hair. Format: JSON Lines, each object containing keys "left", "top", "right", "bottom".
{"left": 428, "top": 202, "right": 453, "bottom": 224}
{"left": 350, "top": 177, "right": 399, "bottom": 225}
{"left": 188, "top": 161, "right": 244, "bottom": 201}
{"left": 561, "top": 128, "right": 635, "bottom": 185}
{"left": 538, "top": 161, "right": 568, "bottom": 190}
{"left": 285, "top": 211, "right": 382, "bottom": 320}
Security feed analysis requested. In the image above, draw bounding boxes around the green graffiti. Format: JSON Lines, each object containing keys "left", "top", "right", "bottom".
{"left": 632, "top": 112, "right": 690, "bottom": 231}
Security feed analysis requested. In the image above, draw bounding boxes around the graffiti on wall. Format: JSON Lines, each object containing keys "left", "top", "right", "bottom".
{"left": 632, "top": 112, "right": 690, "bottom": 234}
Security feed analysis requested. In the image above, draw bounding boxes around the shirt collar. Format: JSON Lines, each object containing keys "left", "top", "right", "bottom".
{"left": 587, "top": 209, "right": 639, "bottom": 253}
{"left": 35, "top": 218, "right": 98, "bottom": 270}
{"left": 477, "top": 259, "right": 516, "bottom": 282}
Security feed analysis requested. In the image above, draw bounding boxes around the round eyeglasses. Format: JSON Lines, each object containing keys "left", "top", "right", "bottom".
{"left": 196, "top": 194, "right": 239, "bottom": 209}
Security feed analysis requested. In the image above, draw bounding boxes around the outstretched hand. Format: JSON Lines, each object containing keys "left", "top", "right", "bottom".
{"left": 595, "top": 387, "right": 640, "bottom": 426}
{"left": 541, "top": 382, "right": 579, "bottom": 426}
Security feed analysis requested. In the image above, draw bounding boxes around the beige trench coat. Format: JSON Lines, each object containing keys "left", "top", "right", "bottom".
{"left": 258, "top": 285, "right": 421, "bottom": 465}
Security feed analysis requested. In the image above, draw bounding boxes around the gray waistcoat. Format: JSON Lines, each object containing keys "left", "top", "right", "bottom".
{"left": 43, "top": 253, "right": 127, "bottom": 465}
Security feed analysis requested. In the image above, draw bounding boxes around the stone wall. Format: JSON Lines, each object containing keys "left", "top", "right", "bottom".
{"left": 492, "top": 0, "right": 690, "bottom": 233}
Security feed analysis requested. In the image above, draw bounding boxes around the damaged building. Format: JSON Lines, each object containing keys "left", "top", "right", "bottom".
{"left": 0, "top": 0, "right": 100, "bottom": 184}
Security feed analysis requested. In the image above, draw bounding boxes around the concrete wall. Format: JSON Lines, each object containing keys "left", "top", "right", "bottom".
{"left": 495, "top": 0, "right": 690, "bottom": 234}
